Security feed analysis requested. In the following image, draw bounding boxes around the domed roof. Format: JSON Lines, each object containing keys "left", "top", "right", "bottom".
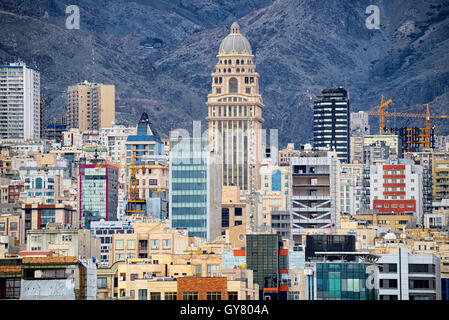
{"left": 218, "top": 22, "right": 252, "bottom": 55}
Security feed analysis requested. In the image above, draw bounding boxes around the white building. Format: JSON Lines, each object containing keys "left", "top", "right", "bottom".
{"left": 340, "top": 164, "right": 364, "bottom": 216}
{"left": 100, "top": 124, "right": 135, "bottom": 164}
{"left": 0, "top": 62, "right": 40, "bottom": 140}
{"left": 377, "top": 247, "right": 441, "bottom": 300}
{"left": 370, "top": 159, "right": 423, "bottom": 226}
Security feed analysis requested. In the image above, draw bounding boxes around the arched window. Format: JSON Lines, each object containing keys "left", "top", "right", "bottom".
{"left": 236, "top": 68, "right": 240, "bottom": 73}
{"left": 228, "top": 59, "right": 232, "bottom": 64}
{"left": 224, "top": 60, "right": 227, "bottom": 65}
{"left": 228, "top": 68, "right": 231, "bottom": 73}
{"left": 271, "top": 170, "right": 281, "bottom": 191}
{"left": 229, "top": 78, "right": 238, "bottom": 93}
{"left": 236, "top": 60, "right": 240, "bottom": 65}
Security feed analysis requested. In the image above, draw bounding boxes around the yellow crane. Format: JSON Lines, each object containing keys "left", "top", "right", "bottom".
{"left": 366, "top": 103, "right": 449, "bottom": 150}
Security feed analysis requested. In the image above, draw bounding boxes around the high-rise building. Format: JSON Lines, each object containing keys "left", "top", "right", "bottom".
{"left": 313, "top": 87, "right": 350, "bottom": 164}
{"left": 0, "top": 62, "right": 40, "bottom": 140}
{"left": 78, "top": 164, "right": 119, "bottom": 229}
{"left": 433, "top": 158, "right": 449, "bottom": 201}
{"left": 206, "top": 22, "right": 264, "bottom": 192}
{"left": 289, "top": 146, "right": 341, "bottom": 242}
{"left": 350, "top": 111, "right": 370, "bottom": 136}
{"left": 67, "top": 81, "right": 115, "bottom": 132}
{"left": 169, "top": 134, "right": 222, "bottom": 241}
{"left": 370, "top": 159, "right": 423, "bottom": 226}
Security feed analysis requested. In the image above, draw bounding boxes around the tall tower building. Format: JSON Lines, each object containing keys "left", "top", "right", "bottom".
{"left": 0, "top": 62, "right": 40, "bottom": 140}
{"left": 206, "top": 22, "right": 264, "bottom": 192}
{"left": 67, "top": 81, "right": 115, "bottom": 132}
{"left": 313, "top": 87, "right": 350, "bottom": 164}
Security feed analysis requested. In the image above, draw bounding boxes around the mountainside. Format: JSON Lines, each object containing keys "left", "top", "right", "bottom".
{"left": 1, "top": 0, "right": 448, "bottom": 146}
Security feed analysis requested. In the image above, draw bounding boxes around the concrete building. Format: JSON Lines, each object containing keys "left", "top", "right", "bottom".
{"left": 78, "top": 164, "right": 119, "bottom": 229}
{"left": 340, "top": 164, "right": 364, "bottom": 216}
{"left": 206, "top": 22, "right": 264, "bottom": 192}
{"left": 350, "top": 111, "right": 370, "bottom": 136}
{"left": 67, "top": 81, "right": 115, "bottom": 132}
{"left": 0, "top": 62, "right": 41, "bottom": 140}
{"left": 290, "top": 147, "right": 341, "bottom": 241}
{"left": 90, "top": 220, "right": 134, "bottom": 266}
{"left": 313, "top": 87, "right": 350, "bottom": 164}
{"left": 363, "top": 134, "right": 401, "bottom": 163}
{"left": 377, "top": 247, "right": 441, "bottom": 300}
{"left": 0, "top": 256, "right": 95, "bottom": 300}
{"left": 370, "top": 159, "right": 424, "bottom": 226}
{"left": 169, "top": 134, "right": 222, "bottom": 241}
{"left": 433, "top": 158, "right": 449, "bottom": 201}
{"left": 221, "top": 186, "right": 246, "bottom": 235}
{"left": 26, "top": 223, "right": 100, "bottom": 260}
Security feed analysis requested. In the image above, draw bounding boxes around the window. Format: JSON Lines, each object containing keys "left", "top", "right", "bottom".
{"left": 235, "top": 207, "right": 242, "bottom": 216}
{"left": 245, "top": 87, "right": 251, "bottom": 94}
{"left": 228, "top": 292, "right": 238, "bottom": 300}
{"left": 163, "top": 239, "right": 171, "bottom": 249}
{"left": 182, "top": 292, "right": 198, "bottom": 300}
{"left": 207, "top": 265, "right": 219, "bottom": 276}
{"left": 115, "top": 240, "right": 124, "bottom": 250}
{"left": 229, "top": 78, "right": 238, "bottom": 93}
{"left": 138, "top": 289, "right": 147, "bottom": 300}
{"left": 97, "top": 277, "right": 107, "bottom": 289}
{"left": 127, "top": 240, "right": 135, "bottom": 250}
{"left": 9, "top": 222, "right": 17, "bottom": 231}
{"left": 409, "top": 264, "right": 429, "bottom": 273}
{"left": 131, "top": 274, "right": 138, "bottom": 281}
{"left": 150, "top": 292, "right": 161, "bottom": 300}
{"left": 151, "top": 239, "right": 159, "bottom": 249}
{"left": 149, "top": 179, "right": 158, "bottom": 185}
{"left": 165, "top": 292, "right": 177, "bottom": 300}
{"left": 207, "top": 292, "right": 222, "bottom": 300}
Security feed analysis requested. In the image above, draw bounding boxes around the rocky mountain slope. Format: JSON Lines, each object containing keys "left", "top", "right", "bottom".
{"left": 0, "top": 0, "right": 448, "bottom": 146}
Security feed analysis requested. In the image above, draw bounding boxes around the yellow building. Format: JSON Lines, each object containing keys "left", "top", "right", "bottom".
{"left": 67, "top": 81, "right": 115, "bottom": 132}
{"left": 349, "top": 212, "right": 415, "bottom": 232}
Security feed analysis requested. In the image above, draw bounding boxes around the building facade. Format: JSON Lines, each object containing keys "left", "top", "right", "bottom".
{"left": 0, "top": 62, "right": 41, "bottom": 140}
{"left": 206, "top": 22, "right": 264, "bottom": 192}
{"left": 313, "top": 87, "right": 350, "bottom": 164}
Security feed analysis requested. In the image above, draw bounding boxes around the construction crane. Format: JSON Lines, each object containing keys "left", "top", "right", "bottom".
{"left": 366, "top": 103, "right": 449, "bottom": 150}
{"left": 371, "top": 95, "right": 392, "bottom": 134}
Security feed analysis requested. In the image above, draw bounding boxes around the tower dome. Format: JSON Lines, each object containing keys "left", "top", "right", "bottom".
{"left": 218, "top": 22, "right": 252, "bottom": 55}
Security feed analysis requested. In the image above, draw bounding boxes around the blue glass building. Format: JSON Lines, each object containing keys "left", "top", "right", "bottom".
{"left": 169, "top": 135, "right": 221, "bottom": 241}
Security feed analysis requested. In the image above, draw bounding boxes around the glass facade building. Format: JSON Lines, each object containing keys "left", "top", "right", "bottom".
{"left": 246, "top": 234, "right": 279, "bottom": 292}
{"left": 79, "top": 164, "right": 118, "bottom": 229}
{"left": 315, "top": 263, "right": 376, "bottom": 300}
{"left": 169, "top": 135, "right": 221, "bottom": 241}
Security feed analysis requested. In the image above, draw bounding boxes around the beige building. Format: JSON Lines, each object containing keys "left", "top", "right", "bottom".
{"left": 278, "top": 143, "right": 302, "bottom": 166}
{"left": 26, "top": 223, "right": 100, "bottom": 259}
{"left": 109, "top": 221, "right": 191, "bottom": 264}
{"left": 260, "top": 165, "right": 290, "bottom": 234}
{"left": 221, "top": 186, "right": 246, "bottom": 235}
{"left": 67, "top": 81, "right": 115, "bottom": 132}
{"left": 206, "top": 22, "right": 264, "bottom": 192}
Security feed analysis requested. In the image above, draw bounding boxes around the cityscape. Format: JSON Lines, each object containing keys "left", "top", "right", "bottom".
{"left": 1, "top": 1, "right": 449, "bottom": 305}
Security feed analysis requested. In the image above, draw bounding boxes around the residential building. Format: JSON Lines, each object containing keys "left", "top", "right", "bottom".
{"left": 278, "top": 143, "right": 302, "bottom": 166}
{"left": 350, "top": 111, "right": 370, "bottom": 136}
{"left": 221, "top": 186, "right": 246, "bottom": 235}
{"left": 370, "top": 159, "right": 424, "bottom": 226}
{"left": 90, "top": 220, "right": 134, "bottom": 266}
{"left": 26, "top": 223, "right": 100, "bottom": 259}
{"left": 340, "top": 164, "right": 364, "bottom": 216}
{"left": 313, "top": 87, "right": 350, "bottom": 164}
{"left": 0, "top": 62, "right": 41, "bottom": 140}
{"left": 377, "top": 247, "right": 441, "bottom": 300}
{"left": 433, "top": 158, "right": 449, "bottom": 201}
{"left": 67, "top": 81, "right": 115, "bottom": 132}
{"left": 206, "top": 22, "right": 264, "bottom": 192}
{"left": 169, "top": 134, "right": 222, "bottom": 241}
{"left": 99, "top": 124, "right": 135, "bottom": 165}
{"left": 260, "top": 165, "right": 290, "bottom": 236}
{"left": 363, "top": 134, "right": 401, "bottom": 163}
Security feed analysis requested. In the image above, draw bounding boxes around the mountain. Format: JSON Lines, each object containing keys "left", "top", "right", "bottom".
{"left": 1, "top": 0, "right": 448, "bottom": 147}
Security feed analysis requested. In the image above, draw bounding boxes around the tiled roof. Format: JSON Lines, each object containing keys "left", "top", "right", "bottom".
{"left": 22, "top": 256, "right": 78, "bottom": 265}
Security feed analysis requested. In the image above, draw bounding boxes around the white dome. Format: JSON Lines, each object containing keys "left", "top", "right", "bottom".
{"left": 218, "top": 22, "right": 252, "bottom": 55}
